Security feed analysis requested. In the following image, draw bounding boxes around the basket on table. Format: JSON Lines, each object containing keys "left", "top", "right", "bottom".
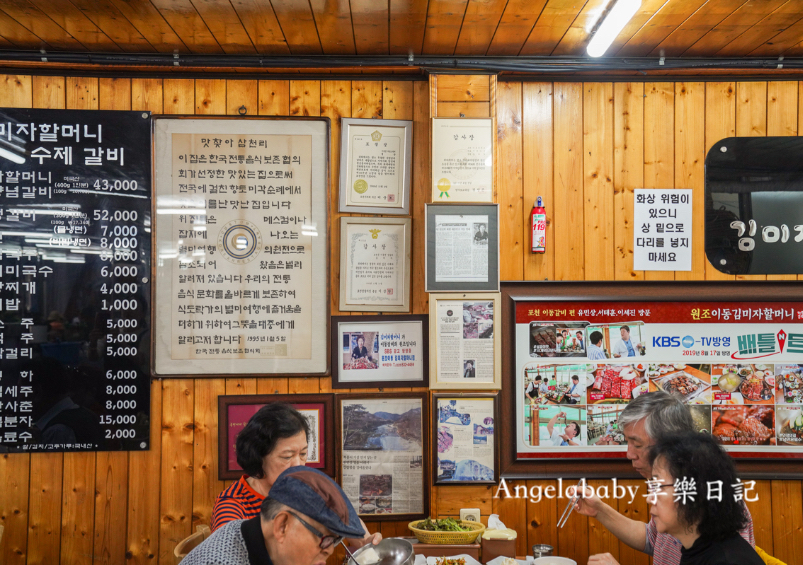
{"left": 407, "top": 520, "right": 485, "bottom": 544}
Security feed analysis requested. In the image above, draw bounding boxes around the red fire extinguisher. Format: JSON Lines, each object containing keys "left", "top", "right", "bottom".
{"left": 531, "top": 196, "right": 546, "bottom": 253}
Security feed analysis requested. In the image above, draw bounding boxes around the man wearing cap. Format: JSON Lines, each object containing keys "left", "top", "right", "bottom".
{"left": 183, "top": 466, "right": 367, "bottom": 565}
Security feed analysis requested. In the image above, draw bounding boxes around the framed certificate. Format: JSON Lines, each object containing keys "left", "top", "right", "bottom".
{"left": 331, "top": 315, "right": 429, "bottom": 389}
{"left": 434, "top": 393, "right": 499, "bottom": 485}
{"left": 218, "top": 394, "right": 335, "bottom": 479}
{"left": 340, "top": 217, "right": 411, "bottom": 312}
{"left": 429, "top": 292, "right": 502, "bottom": 390}
{"left": 431, "top": 117, "right": 494, "bottom": 203}
{"left": 152, "top": 117, "right": 329, "bottom": 376}
{"left": 425, "top": 203, "right": 500, "bottom": 293}
{"left": 337, "top": 392, "right": 429, "bottom": 521}
{"left": 339, "top": 118, "right": 413, "bottom": 215}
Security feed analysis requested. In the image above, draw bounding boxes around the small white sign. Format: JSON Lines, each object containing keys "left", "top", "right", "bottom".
{"left": 633, "top": 189, "right": 693, "bottom": 271}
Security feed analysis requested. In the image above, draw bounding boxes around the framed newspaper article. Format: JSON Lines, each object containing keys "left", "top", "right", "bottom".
{"left": 152, "top": 117, "right": 329, "bottom": 376}
{"left": 339, "top": 118, "right": 413, "bottom": 215}
{"left": 339, "top": 217, "right": 412, "bottom": 312}
{"left": 217, "top": 394, "right": 335, "bottom": 480}
{"left": 429, "top": 292, "right": 502, "bottom": 390}
{"left": 336, "top": 392, "right": 429, "bottom": 521}
{"left": 433, "top": 393, "right": 499, "bottom": 485}
{"left": 425, "top": 203, "right": 499, "bottom": 293}
{"left": 331, "top": 315, "right": 429, "bottom": 389}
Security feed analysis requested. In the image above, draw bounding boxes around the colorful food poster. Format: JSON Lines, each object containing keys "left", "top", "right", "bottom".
{"left": 514, "top": 299, "right": 803, "bottom": 459}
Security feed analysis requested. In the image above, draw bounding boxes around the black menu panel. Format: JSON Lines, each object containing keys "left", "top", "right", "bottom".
{"left": 706, "top": 136, "right": 803, "bottom": 275}
{"left": 0, "top": 108, "right": 151, "bottom": 452}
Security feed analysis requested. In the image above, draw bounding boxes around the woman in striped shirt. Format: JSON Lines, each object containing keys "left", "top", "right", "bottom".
{"left": 211, "top": 402, "right": 381, "bottom": 549}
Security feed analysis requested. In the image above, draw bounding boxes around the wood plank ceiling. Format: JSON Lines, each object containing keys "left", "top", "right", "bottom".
{"left": 0, "top": 0, "right": 802, "bottom": 58}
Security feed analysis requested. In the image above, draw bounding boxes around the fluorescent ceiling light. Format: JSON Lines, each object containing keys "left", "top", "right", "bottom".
{"left": 587, "top": 0, "right": 641, "bottom": 58}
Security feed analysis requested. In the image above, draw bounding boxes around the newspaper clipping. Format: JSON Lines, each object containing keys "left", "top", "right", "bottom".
{"left": 341, "top": 398, "right": 424, "bottom": 516}
{"left": 437, "top": 300, "right": 495, "bottom": 384}
{"left": 436, "top": 397, "right": 495, "bottom": 482}
{"left": 434, "top": 214, "right": 489, "bottom": 283}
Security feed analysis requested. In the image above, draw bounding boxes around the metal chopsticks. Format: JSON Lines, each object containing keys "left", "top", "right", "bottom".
{"left": 557, "top": 479, "right": 585, "bottom": 528}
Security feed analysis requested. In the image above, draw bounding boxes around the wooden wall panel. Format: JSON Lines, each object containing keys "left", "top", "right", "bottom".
{"left": 552, "top": 83, "right": 584, "bottom": 280}
{"left": 522, "top": 82, "right": 554, "bottom": 281}
{"left": 583, "top": 82, "right": 615, "bottom": 281}
{"left": 497, "top": 81, "right": 524, "bottom": 280}
{"left": 3, "top": 74, "right": 802, "bottom": 565}
{"left": 613, "top": 82, "right": 644, "bottom": 281}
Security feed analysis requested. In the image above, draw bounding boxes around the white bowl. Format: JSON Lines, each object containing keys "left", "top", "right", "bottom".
{"left": 532, "top": 558, "right": 576, "bottom": 565}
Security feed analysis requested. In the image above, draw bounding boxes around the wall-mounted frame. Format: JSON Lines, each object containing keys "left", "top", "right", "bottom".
{"left": 705, "top": 136, "right": 803, "bottom": 275}
{"left": 429, "top": 292, "right": 502, "bottom": 390}
{"left": 339, "top": 118, "right": 412, "bottom": 215}
{"left": 339, "top": 217, "right": 411, "bottom": 312}
{"left": 433, "top": 393, "right": 499, "bottom": 485}
{"left": 153, "top": 116, "right": 329, "bottom": 376}
{"left": 218, "top": 393, "right": 335, "bottom": 480}
{"left": 337, "top": 392, "right": 429, "bottom": 521}
{"left": 425, "top": 203, "right": 499, "bottom": 293}
{"left": 501, "top": 281, "right": 803, "bottom": 480}
{"left": 331, "top": 315, "right": 429, "bottom": 389}
{"left": 431, "top": 117, "right": 494, "bottom": 203}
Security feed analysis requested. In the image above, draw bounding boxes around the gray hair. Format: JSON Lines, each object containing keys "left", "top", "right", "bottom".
{"left": 619, "top": 391, "right": 694, "bottom": 442}
{"left": 260, "top": 497, "right": 287, "bottom": 520}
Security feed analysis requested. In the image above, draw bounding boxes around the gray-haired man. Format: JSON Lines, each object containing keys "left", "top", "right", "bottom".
{"left": 576, "top": 391, "right": 755, "bottom": 565}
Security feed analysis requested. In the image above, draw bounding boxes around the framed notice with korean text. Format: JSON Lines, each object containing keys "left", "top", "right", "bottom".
{"left": 153, "top": 117, "right": 329, "bottom": 376}
{"left": 339, "top": 118, "right": 412, "bottom": 215}
{"left": 218, "top": 394, "right": 334, "bottom": 480}
{"left": 425, "top": 203, "right": 499, "bottom": 293}
{"left": 337, "top": 392, "right": 429, "bottom": 521}
{"left": 501, "top": 282, "right": 803, "bottom": 479}
{"left": 431, "top": 118, "right": 493, "bottom": 202}
{"left": 339, "top": 217, "right": 411, "bottom": 312}
{"left": 0, "top": 108, "right": 152, "bottom": 453}
{"left": 433, "top": 393, "right": 498, "bottom": 485}
{"left": 430, "top": 292, "right": 502, "bottom": 390}
{"left": 331, "top": 315, "right": 428, "bottom": 388}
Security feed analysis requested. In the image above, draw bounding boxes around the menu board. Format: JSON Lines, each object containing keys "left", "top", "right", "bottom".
{"left": 515, "top": 300, "right": 803, "bottom": 459}
{"left": 0, "top": 108, "right": 151, "bottom": 452}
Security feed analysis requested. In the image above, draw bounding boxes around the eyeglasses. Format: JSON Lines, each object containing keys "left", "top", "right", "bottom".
{"left": 286, "top": 511, "right": 343, "bottom": 550}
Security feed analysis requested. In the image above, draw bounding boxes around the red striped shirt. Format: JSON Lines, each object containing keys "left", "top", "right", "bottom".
{"left": 211, "top": 476, "right": 264, "bottom": 532}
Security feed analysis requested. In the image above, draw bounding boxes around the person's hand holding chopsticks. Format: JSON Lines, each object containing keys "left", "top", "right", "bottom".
{"left": 567, "top": 484, "right": 602, "bottom": 518}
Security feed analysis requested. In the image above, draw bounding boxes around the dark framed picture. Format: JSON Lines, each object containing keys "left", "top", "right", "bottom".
{"left": 501, "top": 281, "right": 803, "bottom": 480}
{"left": 218, "top": 394, "right": 335, "bottom": 480}
{"left": 331, "top": 315, "right": 429, "bottom": 389}
{"left": 425, "top": 203, "right": 500, "bottom": 292}
{"left": 433, "top": 393, "right": 499, "bottom": 485}
{"left": 336, "top": 392, "right": 429, "bottom": 521}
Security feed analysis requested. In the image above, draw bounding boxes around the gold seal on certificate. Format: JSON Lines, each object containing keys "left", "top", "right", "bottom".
{"left": 353, "top": 178, "right": 368, "bottom": 194}
{"left": 339, "top": 118, "right": 412, "bottom": 215}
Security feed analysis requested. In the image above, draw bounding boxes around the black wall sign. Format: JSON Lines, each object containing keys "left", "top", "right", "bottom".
{"left": 0, "top": 108, "right": 151, "bottom": 452}
{"left": 706, "top": 136, "right": 803, "bottom": 275}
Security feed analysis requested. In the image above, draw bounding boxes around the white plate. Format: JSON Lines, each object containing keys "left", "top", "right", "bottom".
{"left": 426, "top": 555, "right": 482, "bottom": 565}
{"left": 486, "top": 558, "right": 527, "bottom": 565}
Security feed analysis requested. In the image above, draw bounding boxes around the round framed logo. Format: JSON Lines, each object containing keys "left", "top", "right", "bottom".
{"left": 217, "top": 219, "right": 263, "bottom": 264}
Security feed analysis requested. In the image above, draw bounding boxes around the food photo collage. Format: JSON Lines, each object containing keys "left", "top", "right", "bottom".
{"left": 522, "top": 362, "right": 803, "bottom": 448}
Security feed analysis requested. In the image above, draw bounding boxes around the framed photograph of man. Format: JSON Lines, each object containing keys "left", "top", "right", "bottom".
{"left": 331, "top": 315, "right": 429, "bottom": 389}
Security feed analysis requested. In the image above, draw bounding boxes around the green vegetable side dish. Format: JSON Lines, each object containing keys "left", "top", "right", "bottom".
{"left": 415, "top": 517, "right": 471, "bottom": 532}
